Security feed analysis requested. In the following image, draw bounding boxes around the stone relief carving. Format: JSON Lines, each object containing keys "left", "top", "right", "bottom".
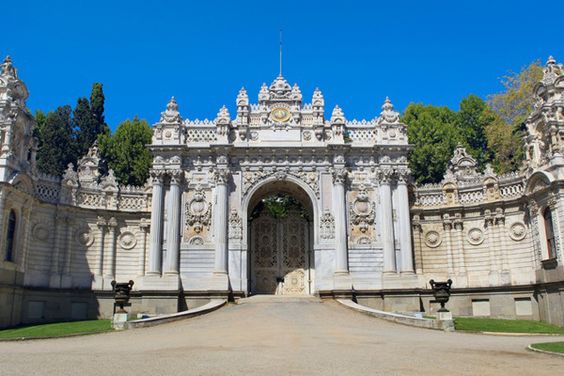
{"left": 118, "top": 231, "right": 137, "bottom": 250}
{"left": 424, "top": 230, "right": 442, "bottom": 248}
{"left": 349, "top": 187, "right": 375, "bottom": 233}
{"left": 32, "top": 223, "right": 50, "bottom": 241}
{"left": 76, "top": 227, "right": 95, "bottom": 247}
{"left": 320, "top": 210, "right": 335, "bottom": 239}
{"left": 467, "top": 228, "right": 485, "bottom": 245}
{"left": 228, "top": 209, "right": 242, "bottom": 240}
{"left": 243, "top": 168, "right": 319, "bottom": 198}
{"left": 509, "top": 222, "right": 527, "bottom": 241}
{"left": 189, "top": 236, "right": 204, "bottom": 245}
{"left": 185, "top": 187, "right": 212, "bottom": 233}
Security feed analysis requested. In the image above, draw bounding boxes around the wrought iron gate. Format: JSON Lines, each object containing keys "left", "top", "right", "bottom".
{"left": 250, "top": 209, "right": 310, "bottom": 295}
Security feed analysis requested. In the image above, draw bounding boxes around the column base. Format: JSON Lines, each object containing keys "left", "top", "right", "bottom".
{"left": 383, "top": 272, "right": 420, "bottom": 289}
{"left": 141, "top": 273, "right": 180, "bottom": 291}
{"left": 209, "top": 272, "right": 230, "bottom": 292}
{"left": 333, "top": 271, "right": 353, "bottom": 290}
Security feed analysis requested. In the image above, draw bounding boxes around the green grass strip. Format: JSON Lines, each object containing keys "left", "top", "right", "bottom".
{"left": 530, "top": 342, "right": 564, "bottom": 353}
{"left": 454, "top": 317, "right": 564, "bottom": 334}
{"left": 0, "top": 320, "right": 112, "bottom": 339}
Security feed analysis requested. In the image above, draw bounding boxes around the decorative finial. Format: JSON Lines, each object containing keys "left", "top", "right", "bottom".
{"left": 159, "top": 96, "right": 182, "bottom": 124}
{"left": 1, "top": 55, "right": 17, "bottom": 77}
{"left": 378, "top": 96, "right": 400, "bottom": 124}
{"left": 547, "top": 55, "right": 556, "bottom": 65}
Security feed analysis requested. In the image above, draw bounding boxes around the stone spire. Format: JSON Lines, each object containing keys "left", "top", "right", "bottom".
{"left": 1, "top": 56, "right": 18, "bottom": 78}
{"left": 377, "top": 97, "right": 400, "bottom": 124}
{"left": 159, "top": 97, "right": 182, "bottom": 124}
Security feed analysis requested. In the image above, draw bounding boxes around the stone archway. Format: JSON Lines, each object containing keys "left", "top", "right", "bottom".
{"left": 247, "top": 180, "right": 314, "bottom": 295}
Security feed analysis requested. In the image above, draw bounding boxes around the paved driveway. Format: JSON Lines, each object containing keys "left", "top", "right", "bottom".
{"left": 1, "top": 296, "right": 563, "bottom": 375}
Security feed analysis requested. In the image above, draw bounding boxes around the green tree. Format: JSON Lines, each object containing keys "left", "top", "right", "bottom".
{"left": 488, "top": 61, "right": 544, "bottom": 127}
{"left": 36, "top": 106, "right": 77, "bottom": 176}
{"left": 98, "top": 117, "right": 152, "bottom": 186}
{"left": 403, "top": 104, "right": 460, "bottom": 184}
{"left": 74, "top": 83, "right": 109, "bottom": 157}
{"left": 486, "top": 61, "right": 543, "bottom": 172}
{"left": 483, "top": 108, "right": 525, "bottom": 174}
{"left": 456, "top": 95, "right": 491, "bottom": 168}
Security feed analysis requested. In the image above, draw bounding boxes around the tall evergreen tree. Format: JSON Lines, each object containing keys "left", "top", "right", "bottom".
{"left": 36, "top": 106, "right": 77, "bottom": 176}
{"left": 74, "top": 83, "right": 109, "bottom": 157}
{"left": 90, "top": 83, "right": 106, "bottom": 129}
{"left": 403, "top": 104, "right": 460, "bottom": 184}
{"left": 98, "top": 117, "right": 152, "bottom": 186}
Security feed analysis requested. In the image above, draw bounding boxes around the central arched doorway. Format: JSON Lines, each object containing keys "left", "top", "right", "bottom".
{"left": 247, "top": 181, "right": 314, "bottom": 295}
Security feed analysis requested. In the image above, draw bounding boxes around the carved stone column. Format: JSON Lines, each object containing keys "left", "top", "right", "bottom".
{"left": 411, "top": 215, "right": 424, "bottom": 274}
{"left": 138, "top": 218, "right": 150, "bottom": 276}
{"left": 213, "top": 168, "right": 229, "bottom": 274}
{"left": 397, "top": 169, "right": 414, "bottom": 273}
{"left": 165, "top": 170, "right": 182, "bottom": 274}
{"left": 379, "top": 168, "right": 396, "bottom": 273}
{"left": 442, "top": 214, "right": 454, "bottom": 275}
{"left": 333, "top": 167, "right": 349, "bottom": 273}
{"left": 104, "top": 217, "right": 118, "bottom": 280}
{"left": 453, "top": 213, "right": 466, "bottom": 275}
{"left": 148, "top": 170, "right": 164, "bottom": 275}
{"left": 96, "top": 216, "right": 106, "bottom": 278}
{"left": 49, "top": 212, "right": 65, "bottom": 287}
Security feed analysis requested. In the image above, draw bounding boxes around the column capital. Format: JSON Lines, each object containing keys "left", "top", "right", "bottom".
{"left": 150, "top": 169, "right": 165, "bottom": 184}
{"left": 213, "top": 168, "right": 230, "bottom": 185}
{"left": 168, "top": 169, "right": 184, "bottom": 185}
{"left": 332, "top": 167, "right": 348, "bottom": 185}
{"left": 139, "top": 218, "right": 151, "bottom": 232}
{"left": 377, "top": 167, "right": 394, "bottom": 184}
{"left": 396, "top": 167, "right": 411, "bottom": 184}
{"left": 107, "top": 216, "right": 118, "bottom": 228}
{"left": 96, "top": 216, "right": 107, "bottom": 229}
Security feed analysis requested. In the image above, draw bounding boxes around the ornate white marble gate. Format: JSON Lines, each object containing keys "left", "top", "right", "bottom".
{"left": 250, "top": 208, "right": 310, "bottom": 295}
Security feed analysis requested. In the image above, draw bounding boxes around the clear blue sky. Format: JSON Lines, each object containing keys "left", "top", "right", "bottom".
{"left": 2, "top": 0, "right": 562, "bottom": 129}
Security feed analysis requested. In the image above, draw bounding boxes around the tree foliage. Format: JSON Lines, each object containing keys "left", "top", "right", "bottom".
{"left": 36, "top": 106, "right": 77, "bottom": 176}
{"left": 456, "top": 95, "right": 491, "bottom": 167}
{"left": 488, "top": 61, "right": 543, "bottom": 127}
{"left": 98, "top": 117, "right": 152, "bottom": 186}
{"left": 404, "top": 104, "right": 460, "bottom": 184}
{"left": 74, "top": 83, "right": 109, "bottom": 157}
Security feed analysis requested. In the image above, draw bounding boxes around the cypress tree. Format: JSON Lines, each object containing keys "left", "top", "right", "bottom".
{"left": 36, "top": 106, "right": 77, "bottom": 176}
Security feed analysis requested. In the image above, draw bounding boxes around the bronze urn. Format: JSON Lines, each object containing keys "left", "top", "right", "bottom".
{"left": 111, "top": 280, "right": 134, "bottom": 313}
{"left": 429, "top": 279, "right": 452, "bottom": 312}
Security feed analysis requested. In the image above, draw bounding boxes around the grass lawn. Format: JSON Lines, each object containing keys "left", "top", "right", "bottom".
{"left": 0, "top": 320, "right": 112, "bottom": 340}
{"left": 530, "top": 341, "right": 564, "bottom": 353}
{"left": 454, "top": 317, "right": 564, "bottom": 334}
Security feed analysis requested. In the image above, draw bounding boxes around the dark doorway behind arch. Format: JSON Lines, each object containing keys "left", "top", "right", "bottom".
{"left": 247, "top": 182, "right": 314, "bottom": 295}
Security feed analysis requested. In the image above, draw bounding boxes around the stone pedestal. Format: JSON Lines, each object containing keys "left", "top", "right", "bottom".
{"left": 333, "top": 271, "right": 353, "bottom": 290}
{"left": 141, "top": 273, "right": 179, "bottom": 290}
{"left": 437, "top": 311, "right": 452, "bottom": 321}
{"left": 112, "top": 313, "right": 128, "bottom": 330}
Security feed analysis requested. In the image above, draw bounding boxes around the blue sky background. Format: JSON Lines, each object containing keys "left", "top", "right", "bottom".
{"left": 2, "top": 0, "right": 562, "bottom": 129}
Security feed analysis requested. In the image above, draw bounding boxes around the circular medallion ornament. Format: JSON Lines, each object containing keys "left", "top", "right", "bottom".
{"left": 76, "top": 228, "right": 95, "bottom": 247}
{"left": 509, "top": 222, "right": 527, "bottom": 241}
{"left": 33, "top": 224, "right": 49, "bottom": 241}
{"left": 467, "top": 228, "right": 485, "bottom": 245}
{"left": 270, "top": 107, "right": 291, "bottom": 122}
{"left": 424, "top": 231, "right": 442, "bottom": 248}
{"left": 118, "top": 231, "right": 137, "bottom": 250}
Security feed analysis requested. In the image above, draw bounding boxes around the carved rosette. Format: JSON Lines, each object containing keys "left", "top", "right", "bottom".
{"left": 509, "top": 222, "right": 527, "bottom": 241}
{"left": 76, "top": 226, "right": 95, "bottom": 247}
{"left": 424, "top": 230, "right": 442, "bottom": 248}
{"left": 118, "top": 231, "right": 137, "bottom": 250}
{"left": 185, "top": 187, "right": 212, "bottom": 234}
{"left": 320, "top": 210, "right": 335, "bottom": 239}
{"left": 349, "top": 188, "right": 375, "bottom": 233}
{"left": 467, "top": 228, "right": 485, "bottom": 245}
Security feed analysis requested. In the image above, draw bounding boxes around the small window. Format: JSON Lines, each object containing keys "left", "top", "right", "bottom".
{"left": 543, "top": 208, "right": 556, "bottom": 259}
{"left": 5, "top": 210, "right": 16, "bottom": 262}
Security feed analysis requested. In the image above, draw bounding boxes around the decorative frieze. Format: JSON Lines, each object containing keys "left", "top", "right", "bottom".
{"left": 228, "top": 209, "right": 242, "bottom": 240}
